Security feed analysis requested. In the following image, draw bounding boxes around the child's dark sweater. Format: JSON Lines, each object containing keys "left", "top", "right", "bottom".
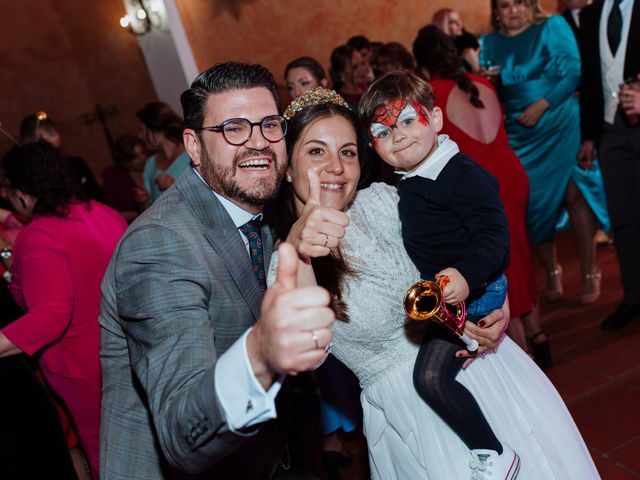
{"left": 398, "top": 152, "right": 509, "bottom": 299}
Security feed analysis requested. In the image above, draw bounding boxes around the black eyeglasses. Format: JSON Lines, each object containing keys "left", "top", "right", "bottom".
{"left": 196, "top": 115, "right": 287, "bottom": 146}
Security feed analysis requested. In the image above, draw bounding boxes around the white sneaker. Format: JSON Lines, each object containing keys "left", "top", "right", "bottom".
{"left": 469, "top": 442, "right": 520, "bottom": 480}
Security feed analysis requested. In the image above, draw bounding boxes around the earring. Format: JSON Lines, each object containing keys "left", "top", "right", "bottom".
{"left": 286, "top": 174, "right": 292, "bottom": 182}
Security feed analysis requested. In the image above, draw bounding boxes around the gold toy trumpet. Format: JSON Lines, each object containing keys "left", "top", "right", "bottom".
{"left": 403, "top": 279, "right": 478, "bottom": 351}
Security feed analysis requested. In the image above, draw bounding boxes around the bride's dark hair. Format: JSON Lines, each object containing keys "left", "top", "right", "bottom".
{"left": 273, "top": 103, "right": 361, "bottom": 322}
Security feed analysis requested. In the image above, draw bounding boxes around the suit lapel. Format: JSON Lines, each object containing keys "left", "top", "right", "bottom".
{"left": 262, "top": 221, "right": 274, "bottom": 276}
{"left": 582, "top": 1, "right": 604, "bottom": 73}
{"left": 562, "top": 9, "right": 579, "bottom": 38}
{"left": 626, "top": 0, "right": 640, "bottom": 78}
{"left": 176, "top": 169, "right": 264, "bottom": 321}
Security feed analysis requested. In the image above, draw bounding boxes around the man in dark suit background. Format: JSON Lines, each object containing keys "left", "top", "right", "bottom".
{"left": 562, "top": 0, "right": 592, "bottom": 37}
{"left": 578, "top": 0, "right": 640, "bottom": 330}
{"left": 99, "top": 62, "right": 335, "bottom": 479}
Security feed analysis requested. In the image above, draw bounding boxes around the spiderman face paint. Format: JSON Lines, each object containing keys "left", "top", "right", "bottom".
{"left": 370, "top": 101, "right": 430, "bottom": 140}
{"left": 368, "top": 98, "right": 442, "bottom": 172}
{"left": 374, "top": 98, "right": 406, "bottom": 128}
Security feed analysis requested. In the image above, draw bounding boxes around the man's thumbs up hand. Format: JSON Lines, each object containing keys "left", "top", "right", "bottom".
{"left": 248, "top": 242, "right": 334, "bottom": 388}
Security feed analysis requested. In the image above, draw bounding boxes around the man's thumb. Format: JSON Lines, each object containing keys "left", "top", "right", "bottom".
{"left": 276, "top": 242, "right": 299, "bottom": 290}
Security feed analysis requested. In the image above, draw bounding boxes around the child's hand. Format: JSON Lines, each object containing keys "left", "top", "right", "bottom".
{"left": 436, "top": 268, "right": 469, "bottom": 305}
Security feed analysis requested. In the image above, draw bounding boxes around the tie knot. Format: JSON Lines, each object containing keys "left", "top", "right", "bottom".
{"left": 240, "top": 219, "right": 261, "bottom": 236}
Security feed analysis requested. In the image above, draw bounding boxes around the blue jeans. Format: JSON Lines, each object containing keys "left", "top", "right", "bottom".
{"left": 466, "top": 273, "right": 508, "bottom": 318}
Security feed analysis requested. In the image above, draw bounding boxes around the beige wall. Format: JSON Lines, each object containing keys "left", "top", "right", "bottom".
{"left": 176, "top": 0, "right": 561, "bottom": 104}
{"left": 0, "top": 0, "right": 157, "bottom": 177}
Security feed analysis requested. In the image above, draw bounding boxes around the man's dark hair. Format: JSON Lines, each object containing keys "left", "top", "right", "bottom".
{"left": 181, "top": 62, "right": 279, "bottom": 131}
{"left": 347, "top": 35, "right": 371, "bottom": 51}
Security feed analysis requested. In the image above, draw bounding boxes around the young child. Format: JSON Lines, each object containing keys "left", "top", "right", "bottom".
{"left": 359, "top": 71, "right": 519, "bottom": 479}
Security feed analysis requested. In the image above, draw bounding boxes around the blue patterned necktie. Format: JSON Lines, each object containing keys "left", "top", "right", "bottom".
{"left": 239, "top": 220, "right": 267, "bottom": 294}
{"left": 607, "top": 0, "right": 623, "bottom": 55}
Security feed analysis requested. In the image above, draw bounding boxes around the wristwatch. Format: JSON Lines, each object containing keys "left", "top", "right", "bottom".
{"left": 0, "top": 246, "right": 12, "bottom": 261}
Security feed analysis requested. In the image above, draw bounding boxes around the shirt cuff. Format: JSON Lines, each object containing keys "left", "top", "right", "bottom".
{"left": 214, "top": 328, "right": 283, "bottom": 433}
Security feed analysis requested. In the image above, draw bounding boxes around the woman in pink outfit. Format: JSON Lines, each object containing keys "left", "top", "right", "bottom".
{"left": 0, "top": 142, "right": 127, "bottom": 478}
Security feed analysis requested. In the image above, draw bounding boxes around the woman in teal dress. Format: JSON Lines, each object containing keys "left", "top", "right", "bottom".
{"left": 481, "top": 0, "right": 610, "bottom": 306}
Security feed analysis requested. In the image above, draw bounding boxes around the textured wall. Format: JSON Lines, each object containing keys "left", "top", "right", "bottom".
{"left": 176, "top": 0, "right": 561, "bottom": 104}
{"left": 1, "top": 0, "right": 562, "bottom": 176}
{"left": 0, "top": 0, "right": 157, "bottom": 178}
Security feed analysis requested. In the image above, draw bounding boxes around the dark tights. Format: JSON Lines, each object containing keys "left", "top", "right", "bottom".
{"left": 413, "top": 323, "right": 502, "bottom": 453}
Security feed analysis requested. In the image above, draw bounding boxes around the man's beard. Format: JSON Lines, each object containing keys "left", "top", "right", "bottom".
{"left": 200, "top": 146, "right": 285, "bottom": 208}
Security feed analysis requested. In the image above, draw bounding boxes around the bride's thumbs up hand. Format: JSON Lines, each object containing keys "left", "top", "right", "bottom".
{"left": 286, "top": 168, "right": 349, "bottom": 258}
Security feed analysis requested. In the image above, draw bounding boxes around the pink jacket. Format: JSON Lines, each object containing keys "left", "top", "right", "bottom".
{"left": 2, "top": 201, "right": 127, "bottom": 378}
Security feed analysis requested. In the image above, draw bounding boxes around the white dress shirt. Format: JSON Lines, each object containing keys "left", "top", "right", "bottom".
{"left": 396, "top": 135, "right": 460, "bottom": 181}
{"left": 599, "top": 0, "right": 636, "bottom": 124}
{"left": 193, "top": 168, "right": 283, "bottom": 433}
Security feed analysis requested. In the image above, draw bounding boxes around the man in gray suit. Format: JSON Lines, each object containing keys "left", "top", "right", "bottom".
{"left": 99, "top": 62, "right": 335, "bottom": 479}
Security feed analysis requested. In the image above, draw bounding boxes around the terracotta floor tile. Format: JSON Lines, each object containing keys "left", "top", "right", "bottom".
{"left": 549, "top": 322, "right": 608, "bottom": 356}
{"left": 619, "top": 369, "right": 640, "bottom": 391}
{"left": 546, "top": 360, "right": 610, "bottom": 403}
{"left": 592, "top": 455, "right": 640, "bottom": 479}
{"left": 610, "top": 437, "right": 640, "bottom": 475}
{"left": 569, "top": 333, "right": 640, "bottom": 377}
{"left": 568, "top": 383, "right": 640, "bottom": 453}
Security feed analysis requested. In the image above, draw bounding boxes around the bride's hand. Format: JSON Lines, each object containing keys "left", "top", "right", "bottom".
{"left": 285, "top": 169, "right": 349, "bottom": 258}
{"left": 457, "top": 298, "right": 510, "bottom": 369}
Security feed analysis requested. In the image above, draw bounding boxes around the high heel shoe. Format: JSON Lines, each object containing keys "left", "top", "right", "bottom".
{"left": 581, "top": 269, "right": 601, "bottom": 305}
{"left": 322, "top": 451, "right": 352, "bottom": 480}
{"left": 545, "top": 265, "right": 563, "bottom": 302}
{"left": 527, "top": 331, "right": 553, "bottom": 370}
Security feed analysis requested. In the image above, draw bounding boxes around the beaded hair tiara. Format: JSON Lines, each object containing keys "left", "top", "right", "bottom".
{"left": 283, "top": 87, "right": 350, "bottom": 120}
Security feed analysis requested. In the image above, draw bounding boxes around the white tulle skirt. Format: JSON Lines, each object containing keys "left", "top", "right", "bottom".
{"left": 361, "top": 337, "right": 600, "bottom": 479}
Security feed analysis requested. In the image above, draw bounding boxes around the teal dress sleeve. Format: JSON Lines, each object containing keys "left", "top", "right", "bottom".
{"left": 540, "top": 16, "right": 581, "bottom": 108}
{"left": 143, "top": 154, "right": 156, "bottom": 197}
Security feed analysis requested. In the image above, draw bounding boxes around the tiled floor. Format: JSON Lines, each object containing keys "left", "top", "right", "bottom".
{"left": 313, "top": 231, "right": 640, "bottom": 479}
{"left": 542, "top": 232, "right": 640, "bottom": 479}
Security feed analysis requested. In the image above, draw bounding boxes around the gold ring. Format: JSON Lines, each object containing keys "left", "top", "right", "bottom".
{"left": 323, "top": 234, "right": 329, "bottom": 248}
{"left": 311, "top": 330, "right": 320, "bottom": 350}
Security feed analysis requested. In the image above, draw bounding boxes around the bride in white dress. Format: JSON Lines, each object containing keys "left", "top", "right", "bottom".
{"left": 268, "top": 89, "right": 599, "bottom": 479}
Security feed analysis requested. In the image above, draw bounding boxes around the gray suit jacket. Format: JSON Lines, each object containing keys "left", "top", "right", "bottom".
{"left": 99, "top": 168, "right": 290, "bottom": 479}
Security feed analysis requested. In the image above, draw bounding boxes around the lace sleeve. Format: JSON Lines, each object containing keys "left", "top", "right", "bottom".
{"left": 347, "top": 182, "right": 403, "bottom": 249}
{"left": 266, "top": 250, "right": 279, "bottom": 289}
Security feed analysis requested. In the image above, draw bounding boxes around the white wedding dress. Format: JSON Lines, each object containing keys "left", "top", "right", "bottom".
{"left": 269, "top": 183, "right": 599, "bottom": 480}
